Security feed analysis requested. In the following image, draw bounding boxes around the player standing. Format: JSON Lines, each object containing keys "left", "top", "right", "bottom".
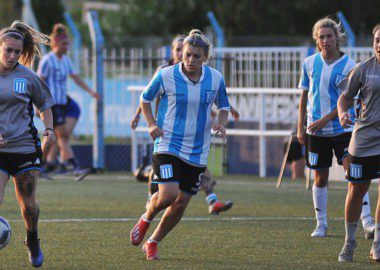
{"left": 297, "top": 17, "right": 374, "bottom": 238}
{"left": 337, "top": 24, "right": 380, "bottom": 263}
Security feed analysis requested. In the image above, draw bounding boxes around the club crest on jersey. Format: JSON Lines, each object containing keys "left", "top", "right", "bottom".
{"left": 160, "top": 164, "right": 173, "bottom": 179}
{"left": 13, "top": 78, "right": 27, "bottom": 94}
{"left": 205, "top": 90, "right": 215, "bottom": 104}
{"left": 350, "top": 163, "right": 362, "bottom": 179}
{"left": 335, "top": 73, "right": 345, "bottom": 86}
{"left": 308, "top": 152, "right": 318, "bottom": 166}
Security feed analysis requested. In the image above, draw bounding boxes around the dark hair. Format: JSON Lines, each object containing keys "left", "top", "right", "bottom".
{"left": 0, "top": 21, "right": 50, "bottom": 67}
{"left": 50, "top": 23, "right": 69, "bottom": 48}
{"left": 183, "top": 29, "right": 211, "bottom": 59}
{"left": 171, "top": 35, "right": 185, "bottom": 48}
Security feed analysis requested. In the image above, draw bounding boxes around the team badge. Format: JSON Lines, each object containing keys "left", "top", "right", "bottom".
{"left": 335, "top": 73, "right": 345, "bottom": 86}
{"left": 160, "top": 164, "right": 173, "bottom": 179}
{"left": 308, "top": 152, "right": 318, "bottom": 166}
{"left": 205, "top": 90, "right": 215, "bottom": 104}
{"left": 13, "top": 78, "right": 27, "bottom": 94}
{"left": 350, "top": 163, "right": 362, "bottom": 179}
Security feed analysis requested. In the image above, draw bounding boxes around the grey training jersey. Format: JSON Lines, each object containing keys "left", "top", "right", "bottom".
{"left": 339, "top": 57, "right": 380, "bottom": 157}
{"left": 0, "top": 64, "right": 55, "bottom": 154}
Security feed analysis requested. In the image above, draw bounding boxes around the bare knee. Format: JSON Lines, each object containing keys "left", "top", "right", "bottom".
{"left": 21, "top": 201, "right": 39, "bottom": 217}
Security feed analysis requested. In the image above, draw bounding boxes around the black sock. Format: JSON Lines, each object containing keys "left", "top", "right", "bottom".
{"left": 27, "top": 230, "right": 38, "bottom": 242}
{"left": 68, "top": 158, "right": 79, "bottom": 168}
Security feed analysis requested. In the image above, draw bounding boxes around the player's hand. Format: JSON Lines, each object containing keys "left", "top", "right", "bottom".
{"left": 297, "top": 127, "right": 306, "bottom": 145}
{"left": 148, "top": 123, "right": 164, "bottom": 140}
{"left": 43, "top": 129, "right": 56, "bottom": 145}
{"left": 339, "top": 111, "right": 354, "bottom": 128}
{"left": 308, "top": 118, "right": 327, "bottom": 134}
{"left": 213, "top": 123, "right": 226, "bottom": 139}
{"left": 0, "top": 134, "right": 7, "bottom": 147}
{"left": 130, "top": 115, "right": 140, "bottom": 130}
{"left": 91, "top": 91, "right": 100, "bottom": 100}
{"left": 230, "top": 107, "right": 240, "bottom": 121}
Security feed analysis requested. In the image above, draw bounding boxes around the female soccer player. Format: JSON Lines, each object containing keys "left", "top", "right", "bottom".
{"left": 130, "top": 29, "right": 230, "bottom": 260}
{"left": 297, "top": 17, "right": 374, "bottom": 238}
{"left": 130, "top": 35, "right": 236, "bottom": 215}
{"left": 337, "top": 24, "right": 380, "bottom": 263}
{"left": 0, "top": 21, "right": 56, "bottom": 267}
{"left": 38, "top": 24, "right": 98, "bottom": 178}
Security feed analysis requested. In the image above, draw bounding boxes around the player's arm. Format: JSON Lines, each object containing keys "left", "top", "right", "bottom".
{"left": 39, "top": 108, "right": 56, "bottom": 145}
{"left": 337, "top": 94, "right": 354, "bottom": 128}
{"left": 70, "top": 74, "right": 99, "bottom": 99}
{"left": 307, "top": 108, "right": 337, "bottom": 134}
{"left": 297, "top": 90, "right": 307, "bottom": 145}
{"left": 213, "top": 109, "right": 228, "bottom": 139}
{"left": 130, "top": 106, "right": 142, "bottom": 130}
{"left": 230, "top": 105, "right": 240, "bottom": 121}
{"left": 141, "top": 101, "right": 163, "bottom": 140}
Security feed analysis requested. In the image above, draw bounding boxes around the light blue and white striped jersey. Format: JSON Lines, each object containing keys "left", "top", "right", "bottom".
{"left": 37, "top": 52, "right": 77, "bottom": 105}
{"left": 299, "top": 53, "right": 355, "bottom": 136}
{"left": 141, "top": 63, "right": 230, "bottom": 166}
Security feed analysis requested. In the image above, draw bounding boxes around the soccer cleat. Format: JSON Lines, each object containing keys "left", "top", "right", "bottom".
{"left": 24, "top": 237, "right": 44, "bottom": 267}
{"left": 338, "top": 240, "right": 357, "bottom": 262}
{"left": 370, "top": 241, "right": 380, "bottom": 262}
{"left": 209, "top": 201, "right": 233, "bottom": 215}
{"left": 130, "top": 215, "right": 150, "bottom": 246}
{"left": 142, "top": 241, "right": 160, "bottom": 260}
{"left": 364, "top": 222, "right": 375, "bottom": 240}
{"left": 310, "top": 224, "right": 327, "bottom": 237}
{"left": 74, "top": 168, "right": 91, "bottom": 182}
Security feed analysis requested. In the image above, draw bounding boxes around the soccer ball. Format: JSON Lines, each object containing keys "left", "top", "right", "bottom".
{"left": 0, "top": 216, "right": 11, "bottom": 249}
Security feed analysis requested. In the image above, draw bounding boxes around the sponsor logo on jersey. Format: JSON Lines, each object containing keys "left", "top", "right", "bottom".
{"left": 13, "top": 78, "right": 27, "bottom": 94}
{"left": 160, "top": 164, "right": 173, "bottom": 179}
{"left": 366, "top": 74, "right": 379, "bottom": 79}
{"left": 350, "top": 163, "right": 362, "bottom": 179}
{"left": 308, "top": 152, "right": 318, "bottom": 166}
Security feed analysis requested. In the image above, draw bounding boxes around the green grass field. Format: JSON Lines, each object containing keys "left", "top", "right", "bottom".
{"left": 0, "top": 174, "right": 379, "bottom": 269}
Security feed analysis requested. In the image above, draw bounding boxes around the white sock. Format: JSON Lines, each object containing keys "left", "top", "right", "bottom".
{"left": 312, "top": 185, "right": 327, "bottom": 226}
{"left": 148, "top": 237, "right": 159, "bottom": 244}
{"left": 375, "top": 223, "right": 380, "bottom": 243}
{"left": 361, "top": 191, "right": 372, "bottom": 228}
{"left": 142, "top": 214, "right": 152, "bottom": 223}
{"left": 345, "top": 221, "right": 358, "bottom": 242}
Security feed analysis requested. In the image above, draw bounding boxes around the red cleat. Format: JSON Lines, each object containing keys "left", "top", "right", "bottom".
{"left": 142, "top": 241, "right": 160, "bottom": 260}
{"left": 130, "top": 215, "right": 150, "bottom": 246}
{"left": 209, "top": 200, "right": 233, "bottom": 215}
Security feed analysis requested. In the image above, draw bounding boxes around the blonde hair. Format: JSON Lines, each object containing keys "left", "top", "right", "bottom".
{"left": 373, "top": 24, "right": 380, "bottom": 35}
{"left": 50, "top": 23, "right": 69, "bottom": 48}
{"left": 0, "top": 21, "right": 50, "bottom": 67}
{"left": 183, "top": 29, "right": 211, "bottom": 59}
{"left": 312, "top": 17, "right": 345, "bottom": 52}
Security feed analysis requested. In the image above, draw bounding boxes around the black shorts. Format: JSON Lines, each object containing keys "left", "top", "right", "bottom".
{"left": 346, "top": 154, "right": 380, "bottom": 182}
{"left": 0, "top": 152, "right": 42, "bottom": 176}
{"left": 305, "top": 133, "right": 351, "bottom": 169}
{"left": 51, "top": 104, "right": 67, "bottom": 127}
{"left": 284, "top": 136, "right": 304, "bottom": 163}
{"left": 152, "top": 154, "right": 206, "bottom": 195}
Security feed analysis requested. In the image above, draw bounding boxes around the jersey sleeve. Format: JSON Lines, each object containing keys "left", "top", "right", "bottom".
{"left": 140, "top": 70, "right": 163, "bottom": 103}
{"left": 339, "top": 63, "right": 362, "bottom": 99}
{"left": 30, "top": 75, "right": 55, "bottom": 112}
{"left": 215, "top": 76, "right": 230, "bottom": 111}
{"left": 298, "top": 61, "right": 309, "bottom": 90}
{"left": 37, "top": 57, "right": 50, "bottom": 79}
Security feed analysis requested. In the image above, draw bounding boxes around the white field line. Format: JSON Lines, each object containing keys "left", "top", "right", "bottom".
{"left": 8, "top": 216, "right": 344, "bottom": 223}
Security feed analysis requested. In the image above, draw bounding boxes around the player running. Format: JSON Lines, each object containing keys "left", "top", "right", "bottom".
{"left": 337, "top": 24, "right": 380, "bottom": 263}
{"left": 297, "top": 17, "right": 375, "bottom": 238}
{"left": 0, "top": 21, "right": 55, "bottom": 267}
{"left": 37, "top": 23, "right": 98, "bottom": 180}
{"left": 130, "top": 29, "right": 230, "bottom": 260}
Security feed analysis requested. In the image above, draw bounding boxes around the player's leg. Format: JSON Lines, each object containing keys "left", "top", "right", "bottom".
{"left": 146, "top": 169, "right": 158, "bottom": 209}
{"left": 306, "top": 134, "right": 332, "bottom": 237}
{"left": 12, "top": 163, "right": 44, "bottom": 267}
{"left": 338, "top": 133, "right": 374, "bottom": 239}
{"left": 288, "top": 137, "right": 305, "bottom": 180}
{"left": 370, "top": 183, "right": 380, "bottom": 262}
{"left": 202, "top": 169, "right": 233, "bottom": 215}
{"left": 0, "top": 169, "right": 9, "bottom": 204}
{"left": 143, "top": 191, "right": 192, "bottom": 260}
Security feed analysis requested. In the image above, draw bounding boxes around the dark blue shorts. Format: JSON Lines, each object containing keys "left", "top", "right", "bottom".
{"left": 66, "top": 96, "right": 81, "bottom": 119}
{"left": 346, "top": 154, "right": 380, "bottom": 182}
{"left": 152, "top": 154, "right": 206, "bottom": 195}
{"left": 0, "top": 151, "right": 42, "bottom": 176}
{"left": 51, "top": 104, "right": 67, "bottom": 127}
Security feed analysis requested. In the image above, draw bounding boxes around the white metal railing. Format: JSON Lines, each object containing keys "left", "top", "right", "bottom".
{"left": 128, "top": 86, "right": 302, "bottom": 177}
